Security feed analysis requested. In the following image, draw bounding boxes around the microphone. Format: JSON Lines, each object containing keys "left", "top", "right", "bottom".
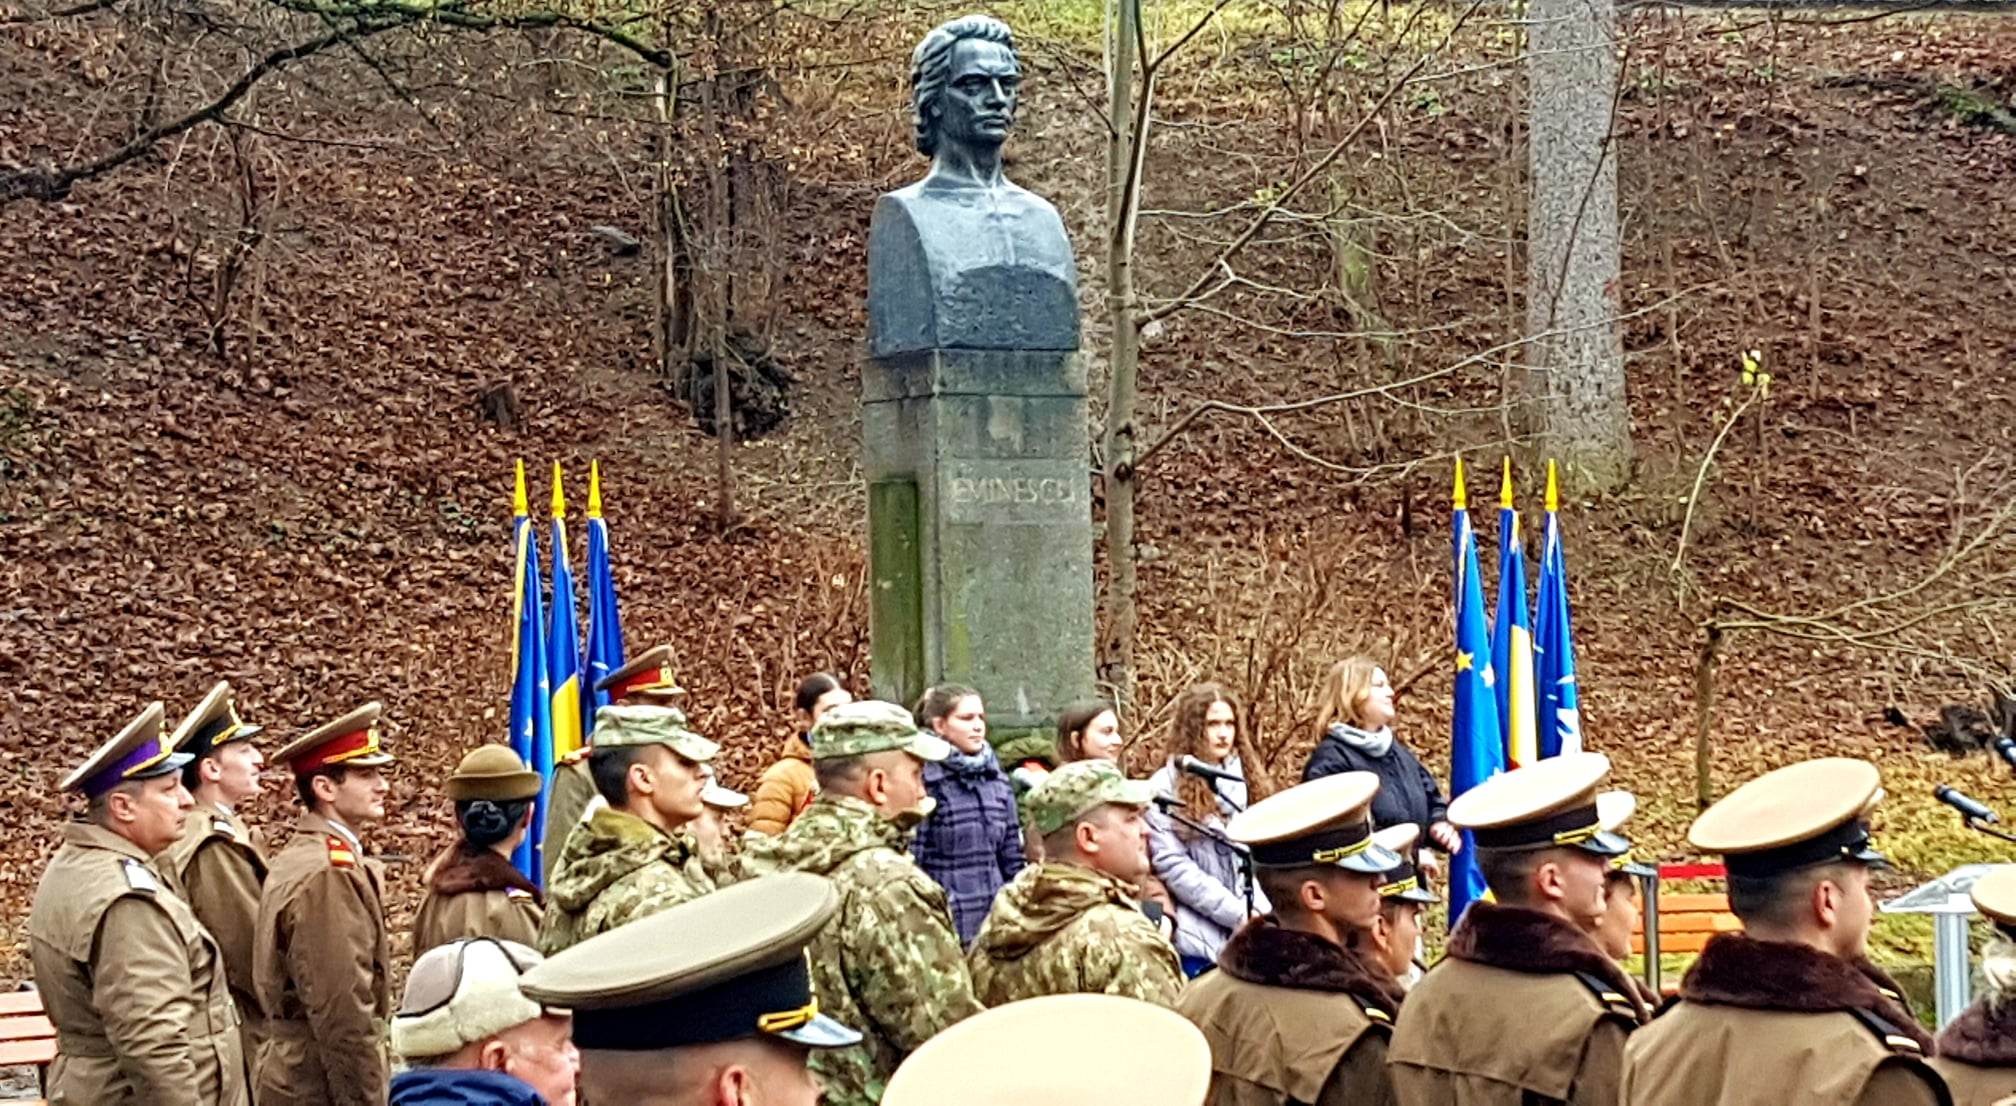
{"left": 1010, "top": 765, "right": 1048, "bottom": 796}
{"left": 1995, "top": 737, "right": 2016, "bottom": 774}
{"left": 1178, "top": 756, "right": 1245, "bottom": 784}
{"left": 1937, "top": 785, "right": 2000, "bottom": 824}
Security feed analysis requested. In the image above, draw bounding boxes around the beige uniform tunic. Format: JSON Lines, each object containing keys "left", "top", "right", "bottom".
{"left": 161, "top": 801, "right": 269, "bottom": 1074}
{"left": 27, "top": 822, "right": 249, "bottom": 1106}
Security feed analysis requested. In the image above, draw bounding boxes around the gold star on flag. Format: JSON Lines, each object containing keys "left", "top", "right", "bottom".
{"left": 1457, "top": 651, "right": 1474, "bottom": 672}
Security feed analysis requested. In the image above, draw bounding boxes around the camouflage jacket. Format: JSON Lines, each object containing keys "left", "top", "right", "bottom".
{"left": 968, "top": 861, "right": 1183, "bottom": 1007}
{"left": 537, "top": 804, "right": 716, "bottom": 954}
{"left": 742, "top": 794, "right": 982, "bottom": 1106}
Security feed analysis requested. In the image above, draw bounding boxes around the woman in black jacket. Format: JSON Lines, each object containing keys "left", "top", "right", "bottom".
{"left": 1302, "top": 657, "right": 1460, "bottom": 875}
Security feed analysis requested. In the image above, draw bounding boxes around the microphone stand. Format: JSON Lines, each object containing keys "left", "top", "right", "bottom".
{"left": 1961, "top": 817, "right": 2016, "bottom": 845}
{"left": 1156, "top": 797, "right": 1257, "bottom": 918}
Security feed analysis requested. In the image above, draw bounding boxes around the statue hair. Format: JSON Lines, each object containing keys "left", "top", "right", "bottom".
{"left": 909, "top": 14, "right": 1017, "bottom": 157}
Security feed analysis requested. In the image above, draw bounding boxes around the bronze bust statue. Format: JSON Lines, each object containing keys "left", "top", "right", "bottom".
{"left": 867, "top": 15, "right": 1079, "bottom": 358}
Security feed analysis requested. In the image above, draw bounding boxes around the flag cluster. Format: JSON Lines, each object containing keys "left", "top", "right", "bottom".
{"left": 508, "top": 460, "right": 628, "bottom": 884}
{"left": 1446, "top": 458, "right": 1583, "bottom": 924}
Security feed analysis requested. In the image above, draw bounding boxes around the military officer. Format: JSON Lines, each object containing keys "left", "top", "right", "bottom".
{"left": 543, "top": 644, "right": 683, "bottom": 884}
{"left": 1933, "top": 865, "right": 2016, "bottom": 1105}
{"left": 520, "top": 873, "right": 863, "bottom": 1106}
{"left": 1177, "top": 771, "right": 1407, "bottom": 1106}
{"left": 1364, "top": 823, "right": 1441, "bottom": 988}
{"left": 1621, "top": 757, "right": 1948, "bottom": 1106}
{"left": 1387, "top": 752, "right": 1648, "bottom": 1106}
{"left": 967, "top": 759, "right": 1183, "bottom": 1006}
{"left": 882, "top": 994, "right": 1213, "bottom": 1106}
{"left": 539, "top": 703, "right": 721, "bottom": 953}
{"left": 252, "top": 702, "right": 396, "bottom": 1106}
{"left": 160, "top": 680, "right": 271, "bottom": 1072}
{"left": 29, "top": 701, "right": 249, "bottom": 1106}
{"left": 412, "top": 744, "right": 545, "bottom": 954}
{"left": 740, "top": 700, "right": 984, "bottom": 1106}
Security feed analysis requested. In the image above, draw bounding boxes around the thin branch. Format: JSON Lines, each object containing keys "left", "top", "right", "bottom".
{"left": 0, "top": 0, "right": 120, "bottom": 22}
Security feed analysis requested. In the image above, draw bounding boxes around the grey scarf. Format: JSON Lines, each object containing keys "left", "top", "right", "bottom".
{"left": 1328, "top": 722, "right": 1394, "bottom": 759}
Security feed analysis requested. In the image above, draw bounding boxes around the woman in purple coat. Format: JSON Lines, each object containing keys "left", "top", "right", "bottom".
{"left": 910, "top": 684, "right": 1025, "bottom": 945}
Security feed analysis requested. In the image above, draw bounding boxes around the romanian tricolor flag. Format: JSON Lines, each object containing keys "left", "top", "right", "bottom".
{"left": 582, "top": 461, "right": 626, "bottom": 738}
{"left": 1492, "top": 459, "right": 1538, "bottom": 768}
{"left": 1533, "top": 460, "right": 1583, "bottom": 757}
{"left": 508, "top": 461, "right": 555, "bottom": 882}
{"left": 547, "top": 463, "right": 585, "bottom": 762}
{"left": 1449, "top": 459, "right": 1507, "bottom": 925}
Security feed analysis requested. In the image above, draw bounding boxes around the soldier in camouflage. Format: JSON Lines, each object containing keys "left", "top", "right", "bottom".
{"left": 538, "top": 704, "right": 721, "bottom": 954}
{"left": 967, "top": 759, "right": 1184, "bottom": 1006}
{"left": 742, "top": 700, "right": 983, "bottom": 1106}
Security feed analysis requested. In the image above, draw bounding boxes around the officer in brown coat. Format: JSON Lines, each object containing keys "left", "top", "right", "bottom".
{"left": 1387, "top": 752, "right": 1648, "bottom": 1106}
{"left": 1933, "top": 866, "right": 2016, "bottom": 1106}
{"left": 541, "top": 644, "right": 682, "bottom": 884}
{"left": 28, "top": 701, "right": 250, "bottom": 1106}
{"left": 412, "top": 744, "right": 544, "bottom": 954}
{"left": 1622, "top": 758, "right": 1950, "bottom": 1106}
{"left": 160, "top": 681, "right": 271, "bottom": 1073}
{"left": 252, "top": 702, "right": 396, "bottom": 1106}
{"left": 1176, "top": 771, "right": 1408, "bottom": 1106}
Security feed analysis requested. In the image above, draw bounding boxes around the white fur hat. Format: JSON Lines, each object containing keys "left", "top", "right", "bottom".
{"left": 392, "top": 938, "right": 547, "bottom": 1060}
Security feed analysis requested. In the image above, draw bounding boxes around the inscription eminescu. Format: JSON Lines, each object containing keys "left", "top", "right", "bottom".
{"left": 942, "top": 459, "right": 1084, "bottom": 525}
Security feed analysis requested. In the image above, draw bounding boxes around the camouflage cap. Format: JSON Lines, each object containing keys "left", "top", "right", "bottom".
{"left": 590, "top": 704, "right": 718, "bottom": 763}
{"left": 808, "top": 700, "right": 951, "bottom": 763}
{"left": 1025, "top": 759, "right": 1158, "bottom": 836}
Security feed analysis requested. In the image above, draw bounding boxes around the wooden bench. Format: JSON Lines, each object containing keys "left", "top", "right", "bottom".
{"left": 0, "top": 989, "right": 55, "bottom": 1105}
{"left": 1629, "top": 861, "right": 1741, "bottom": 955}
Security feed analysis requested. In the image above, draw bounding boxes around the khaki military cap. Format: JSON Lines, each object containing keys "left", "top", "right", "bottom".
{"left": 169, "top": 680, "right": 263, "bottom": 764}
{"left": 1972, "top": 866, "right": 2016, "bottom": 931}
{"left": 809, "top": 700, "right": 950, "bottom": 763}
{"left": 1447, "top": 752, "right": 1633, "bottom": 857}
{"left": 1227, "top": 771, "right": 1401, "bottom": 875}
{"left": 588, "top": 704, "right": 717, "bottom": 762}
{"left": 594, "top": 644, "right": 683, "bottom": 701}
{"left": 882, "top": 994, "right": 1212, "bottom": 1106}
{"left": 62, "top": 701, "right": 191, "bottom": 797}
{"left": 274, "top": 701, "right": 395, "bottom": 775}
{"left": 1688, "top": 757, "right": 1885, "bottom": 879}
{"left": 447, "top": 744, "right": 542, "bottom": 802}
{"left": 1025, "top": 759, "right": 1158, "bottom": 836}
{"left": 1373, "top": 823, "right": 1440, "bottom": 904}
{"left": 520, "top": 872, "right": 861, "bottom": 1051}
{"left": 701, "top": 775, "right": 747, "bottom": 810}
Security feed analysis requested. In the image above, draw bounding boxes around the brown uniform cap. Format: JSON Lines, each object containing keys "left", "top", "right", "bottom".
{"left": 1446, "top": 752, "right": 1634, "bottom": 857}
{"left": 61, "top": 701, "right": 191, "bottom": 797}
{"left": 1227, "top": 771, "right": 1401, "bottom": 874}
{"left": 447, "top": 744, "right": 541, "bottom": 802}
{"left": 882, "top": 994, "right": 1212, "bottom": 1106}
{"left": 169, "top": 680, "right": 263, "bottom": 763}
{"left": 1688, "top": 757, "right": 1886, "bottom": 879}
{"left": 593, "top": 644, "right": 683, "bottom": 702}
{"left": 272, "top": 701, "right": 396, "bottom": 775}
{"left": 1972, "top": 866, "right": 2016, "bottom": 932}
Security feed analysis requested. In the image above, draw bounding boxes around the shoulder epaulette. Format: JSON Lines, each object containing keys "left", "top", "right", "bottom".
{"left": 1573, "top": 971, "right": 1643, "bottom": 1020}
{"left": 325, "top": 834, "right": 357, "bottom": 869}
{"left": 1363, "top": 1005, "right": 1392, "bottom": 1024}
{"left": 120, "top": 858, "right": 161, "bottom": 892}
{"left": 505, "top": 886, "right": 534, "bottom": 900}
{"left": 1847, "top": 1007, "right": 1926, "bottom": 1056}
{"left": 560, "top": 747, "right": 592, "bottom": 766}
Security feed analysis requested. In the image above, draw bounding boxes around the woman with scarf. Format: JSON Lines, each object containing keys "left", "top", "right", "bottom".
{"left": 747, "top": 671, "right": 851, "bottom": 837}
{"left": 412, "top": 746, "right": 544, "bottom": 954}
{"left": 1148, "top": 683, "right": 1267, "bottom": 977}
{"left": 1302, "top": 657, "right": 1460, "bottom": 875}
{"left": 912, "top": 684, "right": 1025, "bottom": 945}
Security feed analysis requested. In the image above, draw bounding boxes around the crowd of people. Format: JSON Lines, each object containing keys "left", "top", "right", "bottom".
{"left": 24, "top": 650, "right": 2016, "bottom": 1106}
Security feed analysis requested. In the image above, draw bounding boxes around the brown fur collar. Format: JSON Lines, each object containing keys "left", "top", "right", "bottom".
{"left": 1219, "top": 916, "right": 1406, "bottom": 1016}
{"left": 1446, "top": 902, "right": 1648, "bottom": 1022}
{"left": 427, "top": 843, "right": 543, "bottom": 904}
{"left": 1681, "top": 933, "right": 1933, "bottom": 1052}
{"left": 1936, "top": 998, "right": 2016, "bottom": 1064}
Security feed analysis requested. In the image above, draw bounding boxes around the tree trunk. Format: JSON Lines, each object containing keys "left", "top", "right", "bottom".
{"left": 1098, "top": 0, "right": 1142, "bottom": 712}
{"left": 1519, "top": 0, "right": 1630, "bottom": 491}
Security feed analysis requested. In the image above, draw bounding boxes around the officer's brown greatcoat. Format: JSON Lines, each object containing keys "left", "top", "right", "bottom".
{"left": 1177, "top": 916, "right": 1404, "bottom": 1106}
{"left": 27, "top": 822, "right": 249, "bottom": 1106}
{"left": 1622, "top": 932, "right": 1948, "bottom": 1106}
{"left": 1931, "top": 994, "right": 2016, "bottom": 1106}
{"left": 540, "top": 753, "right": 593, "bottom": 885}
{"left": 161, "top": 802, "right": 269, "bottom": 1073}
{"left": 1387, "top": 902, "right": 1647, "bottom": 1106}
{"left": 411, "top": 841, "right": 544, "bottom": 953}
{"left": 252, "top": 812, "right": 392, "bottom": 1106}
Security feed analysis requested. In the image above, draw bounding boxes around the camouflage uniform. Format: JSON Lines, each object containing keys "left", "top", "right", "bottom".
{"left": 966, "top": 759, "right": 1179, "bottom": 1005}
{"left": 538, "top": 803, "right": 718, "bottom": 954}
{"left": 741, "top": 699, "right": 977, "bottom": 1106}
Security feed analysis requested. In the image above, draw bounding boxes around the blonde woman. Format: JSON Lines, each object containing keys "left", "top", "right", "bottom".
{"left": 1933, "top": 866, "right": 2016, "bottom": 1105}
{"left": 1301, "top": 658, "right": 1460, "bottom": 874}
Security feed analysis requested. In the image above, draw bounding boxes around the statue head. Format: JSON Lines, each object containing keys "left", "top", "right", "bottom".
{"left": 909, "top": 15, "right": 1021, "bottom": 159}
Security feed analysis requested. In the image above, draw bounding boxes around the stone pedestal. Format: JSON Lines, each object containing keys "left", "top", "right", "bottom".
{"left": 861, "top": 348, "right": 1095, "bottom": 749}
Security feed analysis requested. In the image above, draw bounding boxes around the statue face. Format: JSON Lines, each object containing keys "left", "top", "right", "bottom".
{"left": 936, "top": 38, "right": 1020, "bottom": 153}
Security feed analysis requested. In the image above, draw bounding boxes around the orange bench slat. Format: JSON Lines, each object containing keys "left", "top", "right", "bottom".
{"left": 1655, "top": 893, "right": 1731, "bottom": 912}
{"left": 0, "top": 1037, "right": 57, "bottom": 1066}
{"left": 0, "top": 1015, "right": 54, "bottom": 1043}
{"left": 0, "top": 992, "right": 46, "bottom": 1016}
{"left": 1632, "top": 931, "right": 1717, "bottom": 954}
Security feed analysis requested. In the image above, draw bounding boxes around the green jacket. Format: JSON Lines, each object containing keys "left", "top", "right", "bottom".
{"left": 537, "top": 804, "right": 716, "bottom": 954}
{"left": 743, "top": 794, "right": 982, "bottom": 1106}
{"left": 968, "top": 861, "right": 1183, "bottom": 1007}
